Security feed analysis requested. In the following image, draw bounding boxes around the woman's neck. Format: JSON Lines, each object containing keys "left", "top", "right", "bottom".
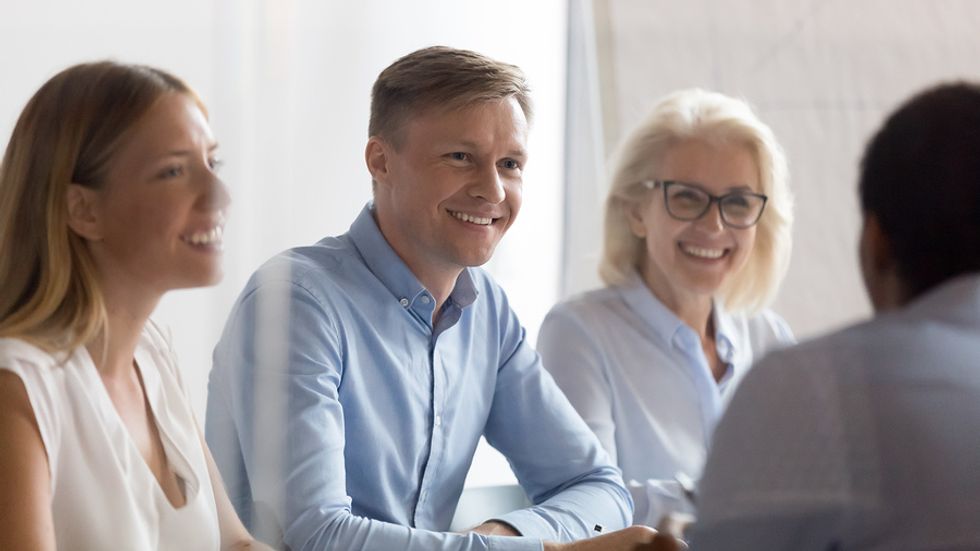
{"left": 87, "top": 283, "right": 160, "bottom": 379}
{"left": 669, "top": 298, "right": 714, "bottom": 342}
{"left": 639, "top": 266, "right": 728, "bottom": 381}
{"left": 640, "top": 266, "right": 714, "bottom": 340}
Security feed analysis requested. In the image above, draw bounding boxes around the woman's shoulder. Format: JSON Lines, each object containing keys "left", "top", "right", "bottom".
{"left": 730, "top": 308, "right": 796, "bottom": 350}
{"left": 0, "top": 337, "right": 66, "bottom": 374}
{"left": 546, "top": 286, "right": 625, "bottom": 323}
{"left": 539, "top": 286, "right": 637, "bottom": 355}
{"left": 0, "top": 337, "right": 69, "bottom": 477}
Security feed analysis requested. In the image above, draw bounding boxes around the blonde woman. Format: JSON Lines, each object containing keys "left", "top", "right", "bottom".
{"left": 0, "top": 62, "right": 269, "bottom": 550}
{"left": 538, "top": 89, "right": 795, "bottom": 527}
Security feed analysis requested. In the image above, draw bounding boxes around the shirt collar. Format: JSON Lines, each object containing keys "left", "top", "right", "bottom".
{"left": 712, "top": 300, "right": 738, "bottom": 365}
{"left": 617, "top": 270, "right": 690, "bottom": 348}
{"left": 899, "top": 272, "right": 980, "bottom": 322}
{"left": 348, "top": 202, "right": 479, "bottom": 319}
{"left": 617, "top": 270, "right": 740, "bottom": 362}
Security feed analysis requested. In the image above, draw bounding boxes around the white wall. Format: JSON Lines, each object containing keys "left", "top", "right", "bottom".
{"left": 1, "top": 0, "right": 567, "bottom": 487}
{"left": 565, "top": 0, "right": 980, "bottom": 339}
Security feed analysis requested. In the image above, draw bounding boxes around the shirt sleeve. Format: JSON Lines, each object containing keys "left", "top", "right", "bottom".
{"left": 537, "top": 304, "right": 691, "bottom": 528}
{"left": 687, "top": 350, "right": 851, "bottom": 550}
{"left": 483, "top": 301, "right": 633, "bottom": 541}
{"left": 206, "top": 279, "right": 543, "bottom": 551}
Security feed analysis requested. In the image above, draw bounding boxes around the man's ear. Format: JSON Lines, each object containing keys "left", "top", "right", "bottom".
{"left": 65, "top": 184, "right": 103, "bottom": 241}
{"left": 859, "top": 213, "right": 903, "bottom": 311}
{"left": 365, "top": 136, "right": 392, "bottom": 186}
{"left": 860, "top": 214, "right": 894, "bottom": 273}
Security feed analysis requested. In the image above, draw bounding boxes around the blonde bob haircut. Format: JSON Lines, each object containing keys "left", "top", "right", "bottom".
{"left": 599, "top": 88, "right": 793, "bottom": 314}
{"left": 0, "top": 61, "right": 202, "bottom": 353}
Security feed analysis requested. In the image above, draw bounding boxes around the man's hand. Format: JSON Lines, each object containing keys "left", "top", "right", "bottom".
{"left": 542, "top": 525, "right": 684, "bottom": 551}
{"left": 467, "top": 521, "right": 521, "bottom": 537}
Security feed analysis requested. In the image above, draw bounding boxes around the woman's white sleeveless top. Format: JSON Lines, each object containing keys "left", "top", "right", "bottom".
{"left": 0, "top": 323, "right": 220, "bottom": 550}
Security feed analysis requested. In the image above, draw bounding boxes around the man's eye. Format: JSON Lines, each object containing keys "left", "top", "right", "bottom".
{"left": 209, "top": 158, "right": 225, "bottom": 172}
{"left": 501, "top": 159, "right": 521, "bottom": 170}
{"left": 449, "top": 152, "right": 469, "bottom": 161}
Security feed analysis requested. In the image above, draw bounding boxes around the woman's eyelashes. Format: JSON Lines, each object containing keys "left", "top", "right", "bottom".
{"left": 157, "top": 164, "right": 185, "bottom": 180}
{"left": 156, "top": 156, "right": 223, "bottom": 181}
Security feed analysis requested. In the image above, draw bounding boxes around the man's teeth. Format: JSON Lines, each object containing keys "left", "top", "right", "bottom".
{"left": 184, "top": 226, "right": 223, "bottom": 246}
{"left": 681, "top": 244, "right": 725, "bottom": 259}
{"left": 451, "top": 211, "right": 493, "bottom": 226}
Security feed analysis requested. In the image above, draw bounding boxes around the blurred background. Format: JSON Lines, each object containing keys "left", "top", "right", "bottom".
{"left": 2, "top": 0, "right": 978, "bottom": 488}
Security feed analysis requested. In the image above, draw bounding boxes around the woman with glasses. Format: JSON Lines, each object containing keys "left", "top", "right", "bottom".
{"left": 538, "top": 88, "right": 795, "bottom": 528}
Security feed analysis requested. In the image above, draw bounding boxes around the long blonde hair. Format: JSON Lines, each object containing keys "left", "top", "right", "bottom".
{"left": 0, "top": 61, "right": 200, "bottom": 353}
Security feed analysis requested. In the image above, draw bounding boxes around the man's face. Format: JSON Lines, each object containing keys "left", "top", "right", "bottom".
{"left": 370, "top": 97, "right": 528, "bottom": 282}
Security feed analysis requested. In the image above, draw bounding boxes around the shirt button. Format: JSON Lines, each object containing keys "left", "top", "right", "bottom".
{"left": 420, "top": 295, "right": 431, "bottom": 305}
{"left": 434, "top": 415, "right": 442, "bottom": 427}
{"left": 399, "top": 298, "right": 409, "bottom": 307}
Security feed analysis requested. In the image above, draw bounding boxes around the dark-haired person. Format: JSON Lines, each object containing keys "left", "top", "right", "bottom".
{"left": 0, "top": 62, "right": 270, "bottom": 550}
{"left": 681, "top": 82, "right": 980, "bottom": 549}
{"left": 206, "top": 46, "right": 666, "bottom": 551}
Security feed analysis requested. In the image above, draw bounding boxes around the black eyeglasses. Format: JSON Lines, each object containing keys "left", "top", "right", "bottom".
{"left": 642, "top": 180, "right": 768, "bottom": 229}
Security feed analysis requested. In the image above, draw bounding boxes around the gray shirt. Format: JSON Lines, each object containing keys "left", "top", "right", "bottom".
{"left": 691, "top": 273, "right": 980, "bottom": 550}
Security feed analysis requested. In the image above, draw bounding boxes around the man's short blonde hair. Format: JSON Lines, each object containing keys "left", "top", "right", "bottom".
{"left": 599, "top": 88, "right": 794, "bottom": 314}
{"left": 369, "top": 45, "right": 532, "bottom": 147}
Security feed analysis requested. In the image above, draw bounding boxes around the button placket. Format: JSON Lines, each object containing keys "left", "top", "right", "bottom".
{"left": 415, "top": 346, "right": 446, "bottom": 526}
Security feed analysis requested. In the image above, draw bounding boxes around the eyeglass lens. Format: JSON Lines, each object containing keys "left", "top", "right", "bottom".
{"left": 663, "top": 182, "right": 765, "bottom": 228}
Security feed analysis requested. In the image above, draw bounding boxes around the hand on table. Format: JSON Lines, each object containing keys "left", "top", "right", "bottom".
{"left": 466, "top": 520, "right": 522, "bottom": 537}
{"left": 543, "top": 525, "right": 684, "bottom": 551}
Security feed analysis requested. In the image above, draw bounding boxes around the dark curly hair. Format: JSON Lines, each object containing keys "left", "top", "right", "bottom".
{"left": 859, "top": 82, "right": 980, "bottom": 299}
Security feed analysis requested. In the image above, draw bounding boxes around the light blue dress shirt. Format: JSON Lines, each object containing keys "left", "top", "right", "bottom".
{"left": 690, "top": 274, "right": 980, "bottom": 550}
{"left": 205, "top": 204, "right": 632, "bottom": 551}
{"left": 537, "top": 272, "right": 794, "bottom": 526}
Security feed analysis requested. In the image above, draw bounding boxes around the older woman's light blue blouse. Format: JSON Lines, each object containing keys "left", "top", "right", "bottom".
{"left": 537, "top": 272, "right": 794, "bottom": 526}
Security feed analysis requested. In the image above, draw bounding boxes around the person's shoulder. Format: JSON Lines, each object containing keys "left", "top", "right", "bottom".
{"left": 562, "top": 286, "right": 622, "bottom": 310}
{"left": 0, "top": 337, "right": 61, "bottom": 373}
{"left": 538, "top": 287, "right": 628, "bottom": 354}
{"left": 749, "top": 320, "right": 872, "bottom": 382}
{"left": 257, "top": 236, "right": 352, "bottom": 283}
{"left": 237, "top": 235, "right": 364, "bottom": 304}
{"left": 546, "top": 286, "right": 622, "bottom": 323}
{"left": 0, "top": 338, "right": 71, "bottom": 425}
{"left": 737, "top": 307, "right": 796, "bottom": 348}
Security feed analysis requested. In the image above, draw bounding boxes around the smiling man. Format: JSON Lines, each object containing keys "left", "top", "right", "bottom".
{"left": 205, "top": 46, "right": 650, "bottom": 551}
